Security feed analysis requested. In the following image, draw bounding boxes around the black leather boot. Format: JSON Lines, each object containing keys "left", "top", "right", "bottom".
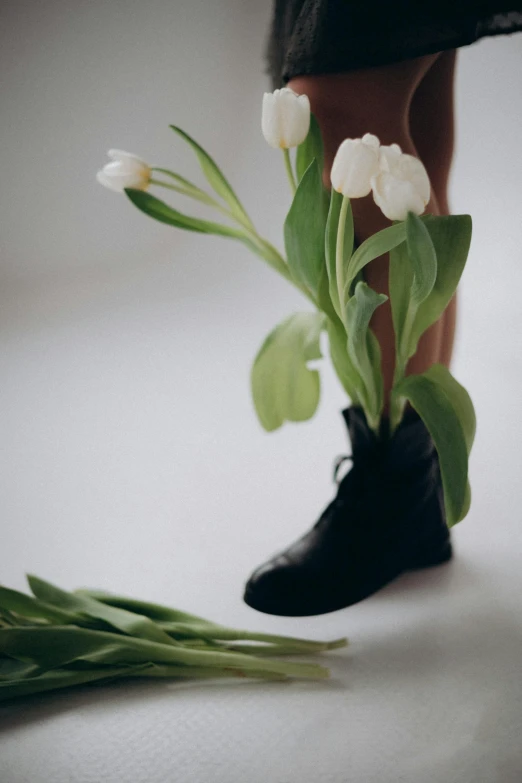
{"left": 243, "top": 404, "right": 452, "bottom": 616}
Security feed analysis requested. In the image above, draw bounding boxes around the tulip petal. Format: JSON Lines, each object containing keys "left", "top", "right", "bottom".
{"left": 331, "top": 138, "right": 380, "bottom": 198}
{"left": 372, "top": 172, "right": 425, "bottom": 221}
{"left": 292, "top": 93, "right": 311, "bottom": 147}
{"left": 98, "top": 150, "right": 150, "bottom": 192}
{"left": 97, "top": 161, "right": 149, "bottom": 192}
{"left": 361, "top": 133, "right": 380, "bottom": 149}
{"left": 262, "top": 93, "right": 281, "bottom": 149}
{"left": 261, "top": 88, "right": 310, "bottom": 149}
{"left": 251, "top": 312, "right": 325, "bottom": 431}
{"left": 280, "top": 89, "right": 296, "bottom": 148}
{"left": 107, "top": 149, "right": 147, "bottom": 164}
{"left": 397, "top": 154, "right": 431, "bottom": 206}
{"left": 378, "top": 144, "right": 402, "bottom": 173}
{"left": 96, "top": 170, "right": 124, "bottom": 192}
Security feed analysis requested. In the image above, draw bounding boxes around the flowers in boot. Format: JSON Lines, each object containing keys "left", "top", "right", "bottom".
{"left": 97, "top": 150, "right": 151, "bottom": 192}
{"left": 96, "top": 91, "right": 476, "bottom": 528}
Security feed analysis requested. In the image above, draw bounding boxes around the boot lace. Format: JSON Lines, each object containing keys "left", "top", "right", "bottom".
{"left": 330, "top": 448, "right": 384, "bottom": 518}
{"left": 333, "top": 454, "right": 354, "bottom": 484}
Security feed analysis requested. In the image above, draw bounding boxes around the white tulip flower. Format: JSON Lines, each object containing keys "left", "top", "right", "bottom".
{"left": 371, "top": 144, "right": 430, "bottom": 221}
{"left": 96, "top": 149, "right": 151, "bottom": 193}
{"left": 330, "top": 133, "right": 381, "bottom": 198}
{"left": 262, "top": 88, "right": 311, "bottom": 149}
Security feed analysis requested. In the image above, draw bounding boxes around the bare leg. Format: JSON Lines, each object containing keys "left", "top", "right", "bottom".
{"left": 409, "top": 50, "right": 458, "bottom": 369}
{"left": 289, "top": 55, "right": 443, "bottom": 416}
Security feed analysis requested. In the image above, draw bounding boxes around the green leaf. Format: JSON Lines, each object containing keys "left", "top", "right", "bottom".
{"left": 125, "top": 189, "right": 291, "bottom": 279}
{"left": 170, "top": 125, "right": 252, "bottom": 228}
{"left": 325, "top": 318, "right": 362, "bottom": 406}
{"left": 393, "top": 363, "right": 476, "bottom": 526}
{"left": 0, "top": 660, "right": 297, "bottom": 702}
{"left": 344, "top": 223, "right": 407, "bottom": 298}
{"left": 316, "top": 265, "right": 341, "bottom": 324}
{"left": 390, "top": 215, "right": 472, "bottom": 361}
{"left": 158, "top": 623, "right": 346, "bottom": 650}
{"left": 422, "top": 363, "right": 476, "bottom": 454}
{"left": 150, "top": 167, "right": 219, "bottom": 206}
{"left": 76, "top": 592, "right": 347, "bottom": 652}
{"left": 345, "top": 282, "right": 387, "bottom": 424}
{"left": 296, "top": 113, "right": 324, "bottom": 183}
{"left": 251, "top": 312, "right": 325, "bottom": 431}
{"left": 415, "top": 214, "right": 472, "bottom": 348}
{"left": 366, "top": 330, "right": 385, "bottom": 424}
{"left": 125, "top": 189, "right": 246, "bottom": 239}
{"left": 74, "top": 591, "right": 216, "bottom": 626}
{"left": 325, "top": 189, "right": 343, "bottom": 314}
{"left": 0, "top": 657, "right": 40, "bottom": 680}
{"left": 284, "top": 159, "right": 328, "bottom": 299}
{"left": 27, "top": 576, "right": 180, "bottom": 647}
{"left": 0, "top": 664, "right": 150, "bottom": 703}
{"left": 406, "top": 212, "right": 437, "bottom": 307}
{"left": 0, "top": 586, "right": 80, "bottom": 625}
{"left": 460, "top": 478, "right": 472, "bottom": 522}
{"left": 388, "top": 240, "right": 411, "bottom": 361}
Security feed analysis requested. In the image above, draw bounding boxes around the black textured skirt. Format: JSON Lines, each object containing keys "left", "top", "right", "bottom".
{"left": 266, "top": 1, "right": 522, "bottom": 86}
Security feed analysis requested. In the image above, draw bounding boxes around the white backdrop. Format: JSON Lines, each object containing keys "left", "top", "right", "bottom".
{"left": 1, "top": 2, "right": 522, "bottom": 781}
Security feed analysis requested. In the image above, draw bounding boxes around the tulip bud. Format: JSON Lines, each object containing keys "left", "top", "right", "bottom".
{"left": 371, "top": 145, "right": 430, "bottom": 221}
{"left": 261, "top": 88, "right": 311, "bottom": 149}
{"left": 96, "top": 150, "right": 151, "bottom": 193}
{"left": 330, "top": 133, "right": 381, "bottom": 198}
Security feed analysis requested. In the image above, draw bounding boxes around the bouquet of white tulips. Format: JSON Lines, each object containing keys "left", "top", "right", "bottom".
{"left": 98, "top": 87, "right": 476, "bottom": 528}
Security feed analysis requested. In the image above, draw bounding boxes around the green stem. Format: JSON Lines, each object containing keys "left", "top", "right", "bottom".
{"left": 152, "top": 167, "right": 257, "bottom": 233}
{"left": 149, "top": 177, "right": 232, "bottom": 218}
{"left": 160, "top": 623, "right": 347, "bottom": 651}
{"left": 283, "top": 149, "right": 297, "bottom": 194}
{"left": 149, "top": 178, "right": 187, "bottom": 196}
{"left": 336, "top": 196, "right": 350, "bottom": 325}
{"left": 245, "top": 233, "right": 292, "bottom": 281}
{"left": 241, "top": 232, "right": 316, "bottom": 307}
{"left": 136, "top": 664, "right": 290, "bottom": 681}
{"left": 389, "top": 384, "right": 406, "bottom": 438}
{"left": 389, "top": 302, "right": 416, "bottom": 435}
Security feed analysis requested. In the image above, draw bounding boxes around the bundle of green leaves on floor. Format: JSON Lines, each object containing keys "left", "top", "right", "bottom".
{"left": 0, "top": 576, "right": 347, "bottom": 702}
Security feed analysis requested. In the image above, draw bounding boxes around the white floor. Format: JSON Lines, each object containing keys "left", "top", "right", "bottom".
{"left": 1, "top": 232, "right": 522, "bottom": 782}
{"left": 1, "top": 4, "right": 522, "bottom": 780}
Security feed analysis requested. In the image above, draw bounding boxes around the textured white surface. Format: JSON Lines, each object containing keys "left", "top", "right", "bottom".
{"left": 1, "top": 2, "right": 522, "bottom": 781}
{"left": 1, "top": 259, "right": 522, "bottom": 783}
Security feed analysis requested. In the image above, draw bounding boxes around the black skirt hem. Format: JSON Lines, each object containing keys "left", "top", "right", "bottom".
{"left": 280, "top": 27, "right": 522, "bottom": 82}
{"left": 267, "top": 6, "right": 522, "bottom": 86}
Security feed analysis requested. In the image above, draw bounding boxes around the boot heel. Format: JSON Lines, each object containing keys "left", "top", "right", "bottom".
{"left": 406, "top": 538, "right": 453, "bottom": 570}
